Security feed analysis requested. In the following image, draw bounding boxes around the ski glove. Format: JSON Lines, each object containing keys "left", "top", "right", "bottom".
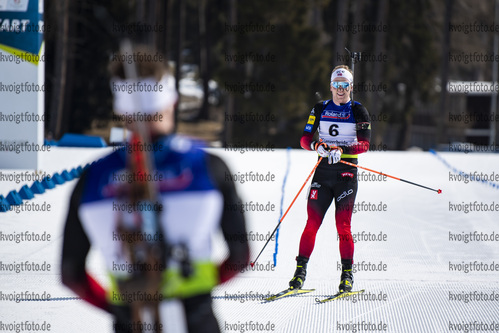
{"left": 312, "top": 141, "right": 343, "bottom": 164}
{"left": 329, "top": 148, "right": 342, "bottom": 164}
{"left": 313, "top": 142, "right": 330, "bottom": 158}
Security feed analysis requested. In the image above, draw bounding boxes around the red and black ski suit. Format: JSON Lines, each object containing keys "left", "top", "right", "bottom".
{"left": 298, "top": 99, "right": 371, "bottom": 262}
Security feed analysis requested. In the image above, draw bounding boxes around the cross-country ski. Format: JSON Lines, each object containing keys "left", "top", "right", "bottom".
{"left": 315, "top": 289, "right": 366, "bottom": 303}
{"left": 263, "top": 288, "right": 315, "bottom": 302}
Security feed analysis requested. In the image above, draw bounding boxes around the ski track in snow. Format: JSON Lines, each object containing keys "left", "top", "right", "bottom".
{"left": 1, "top": 148, "right": 498, "bottom": 332}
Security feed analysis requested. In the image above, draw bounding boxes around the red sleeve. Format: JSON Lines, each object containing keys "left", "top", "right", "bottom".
{"left": 300, "top": 132, "right": 315, "bottom": 151}
{"left": 341, "top": 136, "right": 370, "bottom": 155}
{"left": 218, "top": 253, "right": 250, "bottom": 284}
{"left": 345, "top": 142, "right": 369, "bottom": 154}
{"left": 64, "top": 273, "right": 110, "bottom": 312}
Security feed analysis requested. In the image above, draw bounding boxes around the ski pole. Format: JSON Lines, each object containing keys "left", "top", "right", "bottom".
{"left": 339, "top": 160, "right": 442, "bottom": 194}
{"left": 250, "top": 157, "right": 323, "bottom": 267}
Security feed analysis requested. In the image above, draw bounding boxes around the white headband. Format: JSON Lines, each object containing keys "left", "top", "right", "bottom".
{"left": 330, "top": 68, "right": 353, "bottom": 83}
{"left": 111, "top": 74, "right": 178, "bottom": 115}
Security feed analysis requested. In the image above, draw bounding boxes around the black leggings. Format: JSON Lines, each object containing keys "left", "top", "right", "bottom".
{"left": 298, "top": 160, "right": 358, "bottom": 260}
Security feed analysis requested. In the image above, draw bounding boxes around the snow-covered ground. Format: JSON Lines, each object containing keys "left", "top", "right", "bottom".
{"left": 1, "top": 147, "right": 498, "bottom": 332}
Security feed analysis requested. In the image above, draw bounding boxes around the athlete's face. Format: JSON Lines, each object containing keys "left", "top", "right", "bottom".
{"left": 330, "top": 77, "right": 351, "bottom": 105}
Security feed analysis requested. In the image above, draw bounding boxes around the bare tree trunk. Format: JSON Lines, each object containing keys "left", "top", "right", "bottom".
{"left": 49, "top": 0, "right": 69, "bottom": 140}
{"left": 437, "top": 0, "right": 453, "bottom": 145}
{"left": 397, "top": 87, "right": 414, "bottom": 150}
{"left": 349, "top": 0, "right": 365, "bottom": 107}
{"left": 370, "top": 0, "right": 388, "bottom": 146}
{"left": 224, "top": 0, "right": 236, "bottom": 145}
{"left": 148, "top": 0, "right": 157, "bottom": 47}
{"left": 157, "top": 0, "right": 170, "bottom": 59}
{"left": 166, "top": 0, "right": 174, "bottom": 60}
{"left": 174, "top": 0, "right": 185, "bottom": 133}
{"left": 333, "top": 0, "right": 349, "bottom": 64}
{"left": 307, "top": 0, "right": 322, "bottom": 27}
{"left": 350, "top": 0, "right": 364, "bottom": 56}
{"left": 199, "top": 0, "right": 210, "bottom": 120}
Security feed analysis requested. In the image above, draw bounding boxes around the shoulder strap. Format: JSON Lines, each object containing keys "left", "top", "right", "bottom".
{"left": 313, "top": 100, "right": 330, "bottom": 114}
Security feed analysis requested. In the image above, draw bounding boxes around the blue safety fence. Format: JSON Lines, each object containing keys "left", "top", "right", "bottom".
{"left": 44, "top": 133, "right": 107, "bottom": 148}
{"left": 0, "top": 162, "right": 96, "bottom": 213}
{"left": 430, "top": 149, "right": 499, "bottom": 190}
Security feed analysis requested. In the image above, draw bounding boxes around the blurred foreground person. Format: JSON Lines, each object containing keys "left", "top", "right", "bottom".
{"left": 61, "top": 46, "right": 249, "bottom": 332}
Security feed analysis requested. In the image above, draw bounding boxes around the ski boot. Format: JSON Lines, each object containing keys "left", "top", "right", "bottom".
{"left": 338, "top": 259, "right": 354, "bottom": 293}
{"left": 289, "top": 256, "right": 309, "bottom": 290}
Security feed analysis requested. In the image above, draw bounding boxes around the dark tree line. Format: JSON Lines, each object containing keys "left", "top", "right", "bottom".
{"left": 44, "top": 0, "right": 497, "bottom": 149}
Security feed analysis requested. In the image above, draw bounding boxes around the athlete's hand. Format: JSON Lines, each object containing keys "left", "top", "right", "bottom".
{"left": 314, "top": 142, "right": 330, "bottom": 158}
{"left": 328, "top": 147, "right": 343, "bottom": 164}
{"left": 313, "top": 142, "right": 343, "bottom": 164}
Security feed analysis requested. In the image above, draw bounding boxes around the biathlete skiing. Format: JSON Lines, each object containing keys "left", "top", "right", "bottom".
{"left": 61, "top": 47, "right": 249, "bottom": 332}
{"left": 288, "top": 65, "right": 371, "bottom": 295}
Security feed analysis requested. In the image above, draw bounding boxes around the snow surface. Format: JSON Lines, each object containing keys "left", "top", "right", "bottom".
{"left": 1, "top": 147, "right": 498, "bottom": 332}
